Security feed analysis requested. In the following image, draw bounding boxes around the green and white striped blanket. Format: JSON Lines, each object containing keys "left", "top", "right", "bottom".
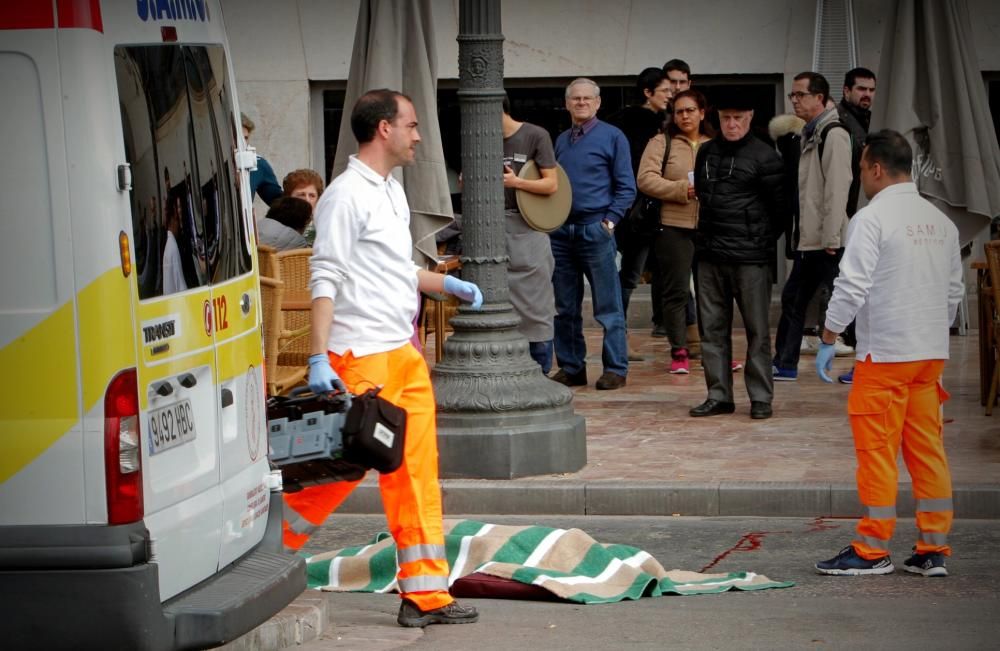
{"left": 305, "top": 519, "right": 792, "bottom": 603}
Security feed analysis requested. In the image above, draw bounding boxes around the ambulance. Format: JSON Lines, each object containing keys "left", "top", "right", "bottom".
{"left": 0, "top": 2, "right": 303, "bottom": 649}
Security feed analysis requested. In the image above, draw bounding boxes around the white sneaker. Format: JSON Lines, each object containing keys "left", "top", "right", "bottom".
{"left": 834, "top": 336, "right": 854, "bottom": 357}
{"left": 800, "top": 336, "right": 819, "bottom": 355}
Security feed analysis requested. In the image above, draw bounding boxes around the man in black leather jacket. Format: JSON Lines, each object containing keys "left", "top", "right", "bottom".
{"left": 690, "top": 92, "right": 786, "bottom": 420}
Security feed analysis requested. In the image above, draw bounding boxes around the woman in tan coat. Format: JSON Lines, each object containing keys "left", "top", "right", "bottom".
{"left": 637, "top": 89, "right": 713, "bottom": 374}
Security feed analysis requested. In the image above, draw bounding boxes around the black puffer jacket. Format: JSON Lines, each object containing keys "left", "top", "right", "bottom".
{"left": 693, "top": 132, "right": 786, "bottom": 264}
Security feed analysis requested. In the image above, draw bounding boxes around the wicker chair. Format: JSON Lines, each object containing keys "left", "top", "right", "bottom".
{"left": 259, "top": 276, "right": 309, "bottom": 396}
{"left": 985, "top": 240, "right": 1000, "bottom": 415}
{"left": 258, "top": 243, "right": 278, "bottom": 279}
{"left": 276, "top": 248, "right": 313, "bottom": 367}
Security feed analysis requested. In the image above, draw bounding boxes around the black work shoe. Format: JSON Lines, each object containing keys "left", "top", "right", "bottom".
{"left": 397, "top": 599, "right": 479, "bottom": 628}
{"left": 550, "top": 368, "right": 587, "bottom": 387}
{"left": 750, "top": 401, "right": 773, "bottom": 419}
{"left": 595, "top": 372, "right": 627, "bottom": 390}
{"left": 689, "top": 399, "right": 736, "bottom": 417}
{"left": 902, "top": 548, "right": 948, "bottom": 577}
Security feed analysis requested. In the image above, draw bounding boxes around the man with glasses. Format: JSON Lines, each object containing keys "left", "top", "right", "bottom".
{"left": 689, "top": 91, "right": 785, "bottom": 419}
{"left": 772, "top": 72, "right": 853, "bottom": 382}
{"left": 662, "top": 59, "right": 692, "bottom": 97}
{"left": 550, "top": 78, "right": 636, "bottom": 391}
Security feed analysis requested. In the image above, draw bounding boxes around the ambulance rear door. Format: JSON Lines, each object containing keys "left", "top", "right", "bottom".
{"left": 115, "top": 41, "right": 228, "bottom": 600}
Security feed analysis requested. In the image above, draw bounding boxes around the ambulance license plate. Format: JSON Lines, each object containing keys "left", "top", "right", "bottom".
{"left": 148, "top": 400, "right": 197, "bottom": 455}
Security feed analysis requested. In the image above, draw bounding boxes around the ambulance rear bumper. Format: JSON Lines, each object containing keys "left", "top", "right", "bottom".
{"left": 0, "top": 493, "right": 304, "bottom": 651}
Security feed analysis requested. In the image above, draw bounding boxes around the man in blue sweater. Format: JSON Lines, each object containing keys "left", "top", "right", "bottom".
{"left": 551, "top": 78, "right": 637, "bottom": 390}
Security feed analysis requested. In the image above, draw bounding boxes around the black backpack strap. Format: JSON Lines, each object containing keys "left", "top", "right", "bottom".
{"left": 817, "top": 120, "right": 848, "bottom": 163}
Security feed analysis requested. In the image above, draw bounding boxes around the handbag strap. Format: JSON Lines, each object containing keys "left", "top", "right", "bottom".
{"left": 659, "top": 133, "right": 672, "bottom": 177}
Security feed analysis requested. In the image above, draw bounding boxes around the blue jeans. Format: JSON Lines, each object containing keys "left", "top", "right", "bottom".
{"left": 529, "top": 340, "right": 554, "bottom": 375}
{"left": 550, "top": 221, "right": 628, "bottom": 377}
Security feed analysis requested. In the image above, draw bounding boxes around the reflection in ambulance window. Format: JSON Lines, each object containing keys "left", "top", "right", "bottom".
{"left": 115, "top": 45, "right": 250, "bottom": 300}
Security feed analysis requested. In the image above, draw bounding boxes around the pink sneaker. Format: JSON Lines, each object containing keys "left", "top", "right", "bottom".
{"left": 670, "top": 349, "right": 690, "bottom": 374}
{"left": 731, "top": 360, "right": 744, "bottom": 372}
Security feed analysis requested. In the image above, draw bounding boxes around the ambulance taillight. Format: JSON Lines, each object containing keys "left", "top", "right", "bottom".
{"left": 104, "top": 369, "right": 143, "bottom": 524}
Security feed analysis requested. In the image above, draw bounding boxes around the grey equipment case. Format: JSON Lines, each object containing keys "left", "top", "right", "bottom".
{"left": 266, "top": 387, "right": 365, "bottom": 491}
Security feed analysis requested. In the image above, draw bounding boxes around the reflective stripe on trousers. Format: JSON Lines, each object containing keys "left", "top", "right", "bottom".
{"left": 281, "top": 344, "right": 454, "bottom": 612}
{"left": 848, "top": 358, "right": 953, "bottom": 559}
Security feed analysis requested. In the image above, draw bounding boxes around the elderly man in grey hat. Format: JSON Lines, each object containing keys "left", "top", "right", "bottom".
{"left": 689, "top": 90, "right": 786, "bottom": 420}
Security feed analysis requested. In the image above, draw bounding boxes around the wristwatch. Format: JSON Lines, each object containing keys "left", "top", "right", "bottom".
{"left": 603, "top": 219, "right": 615, "bottom": 231}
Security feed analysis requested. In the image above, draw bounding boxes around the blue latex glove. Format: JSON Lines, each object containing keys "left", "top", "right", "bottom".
{"left": 816, "top": 342, "right": 836, "bottom": 383}
{"left": 308, "top": 353, "right": 347, "bottom": 395}
{"left": 442, "top": 275, "right": 483, "bottom": 310}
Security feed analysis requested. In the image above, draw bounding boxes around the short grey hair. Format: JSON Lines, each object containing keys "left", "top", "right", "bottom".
{"left": 566, "top": 78, "right": 600, "bottom": 98}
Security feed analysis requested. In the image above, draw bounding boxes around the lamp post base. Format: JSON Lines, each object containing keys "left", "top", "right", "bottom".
{"left": 436, "top": 404, "right": 586, "bottom": 479}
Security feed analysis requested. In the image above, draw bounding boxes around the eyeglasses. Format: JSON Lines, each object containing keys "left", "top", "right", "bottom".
{"left": 787, "top": 91, "right": 815, "bottom": 101}
{"left": 568, "top": 96, "right": 597, "bottom": 103}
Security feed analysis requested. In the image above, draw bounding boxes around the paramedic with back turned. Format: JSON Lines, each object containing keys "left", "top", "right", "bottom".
{"left": 814, "top": 129, "right": 963, "bottom": 577}
{"left": 287, "top": 89, "right": 483, "bottom": 627}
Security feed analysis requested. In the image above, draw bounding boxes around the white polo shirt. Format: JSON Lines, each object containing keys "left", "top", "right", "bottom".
{"left": 825, "top": 182, "right": 964, "bottom": 363}
{"left": 310, "top": 155, "right": 419, "bottom": 357}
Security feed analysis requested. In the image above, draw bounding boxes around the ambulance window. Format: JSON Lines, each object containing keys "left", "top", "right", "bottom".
{"left": 183, "top": 46, "right": 251, "bottom": 283}
{"left": 116, "top": 44, "right": 251, "bottom": 300}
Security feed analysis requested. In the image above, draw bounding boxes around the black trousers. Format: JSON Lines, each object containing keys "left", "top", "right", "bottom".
{"left": 652, "top": 225, "right": 696, "bottom": 349}
{"left": 773, "top": 249, "right": 843, "bottom": 370}
{"left": 696, "top": 260, "right": 774, "bottom": 404}
{"left": 616, "top": 224, "right": 651, "bottom": 319}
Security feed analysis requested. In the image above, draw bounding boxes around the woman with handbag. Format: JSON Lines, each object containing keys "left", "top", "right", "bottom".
{"left": 637, "top": 89, "right": 714, "bottom": 374}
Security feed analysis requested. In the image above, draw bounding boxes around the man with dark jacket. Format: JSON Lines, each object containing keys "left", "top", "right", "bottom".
{"left": 838, "top": 67, "right": 876, "bottom": 217}
{"left": 690, "top": 92, "right": 785, "bottom": 420}
{"left": 834, "top": 67, "right": 876, "bottom": 384}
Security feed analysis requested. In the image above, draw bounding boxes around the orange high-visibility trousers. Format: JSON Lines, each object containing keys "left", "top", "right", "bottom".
{"left": 848, "top": 357, "right": 953, "bottom": 560}
{"left": 282, "top": 343, "right": 453, "bottom": 611}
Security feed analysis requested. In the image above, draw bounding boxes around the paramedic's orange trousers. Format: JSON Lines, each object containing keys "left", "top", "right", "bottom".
{"left": 282, "top": 343, "right": 453, "bottom": 611}
{"left": 848, "top": 357, "right": 953, "bottom": 560}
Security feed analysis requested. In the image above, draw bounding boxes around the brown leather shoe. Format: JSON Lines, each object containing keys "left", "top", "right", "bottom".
{"left": 550, "top": 368, "right": 587, "bottom": 386}
{"left": 595, "top": 371, "right": 627, "bottom": 390}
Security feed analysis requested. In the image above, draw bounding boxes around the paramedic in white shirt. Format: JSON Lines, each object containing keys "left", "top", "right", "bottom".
{"left": 286, "top": 89, "right": 481, "bottom": 628}
{"left": 814, "top": 129, "right": 963, "bottom": 578}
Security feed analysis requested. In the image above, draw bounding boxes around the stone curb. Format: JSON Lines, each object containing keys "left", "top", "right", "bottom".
{"left": 218, "top": 591, "right": 328, "bottom": 651}
{"left": 337, "top": 480, "right": 1000, "bottom": 519}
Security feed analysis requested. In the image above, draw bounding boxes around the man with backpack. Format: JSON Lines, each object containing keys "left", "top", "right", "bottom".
{"left": 772, "top": 72, "right": 853, "bottom": 381}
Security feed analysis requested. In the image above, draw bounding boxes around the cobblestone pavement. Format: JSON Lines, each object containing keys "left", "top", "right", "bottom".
{"left": 426, "top": 328, "right": 1000, "bottom": 485}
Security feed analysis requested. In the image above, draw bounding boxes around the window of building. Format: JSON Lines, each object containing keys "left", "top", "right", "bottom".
{"left": 320, "top": 76, "right": 781, "bottom": 184}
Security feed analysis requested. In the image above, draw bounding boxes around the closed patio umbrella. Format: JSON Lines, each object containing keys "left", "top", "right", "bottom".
{"left": 872, "top": 0, "right": 1000, "bottom": 241}
{"left": 333, "top": 0, "right": 452, "bottom": 268}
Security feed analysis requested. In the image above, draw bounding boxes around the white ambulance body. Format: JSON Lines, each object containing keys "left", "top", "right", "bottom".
{"left": 0, "top": 2, "right": 303, "bottom": 649}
